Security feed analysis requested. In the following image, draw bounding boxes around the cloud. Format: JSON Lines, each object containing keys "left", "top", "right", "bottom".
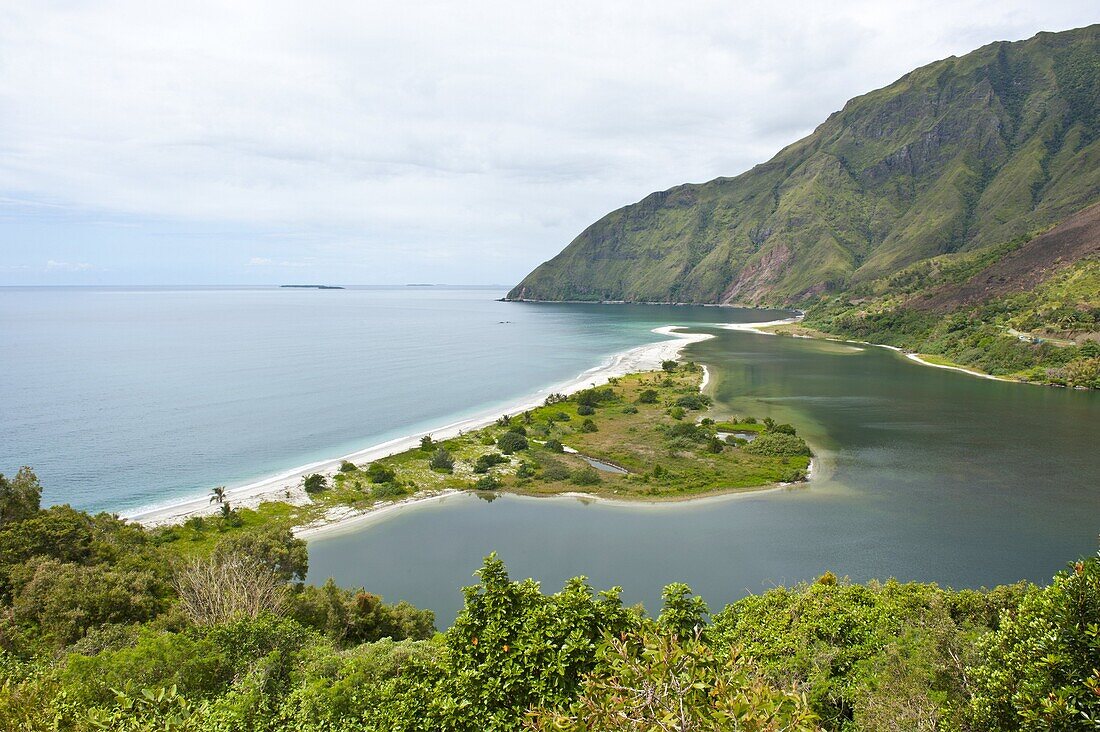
{"left": 247, "top": 257, "right": 313, "bottom": 268}
{"left": 0, "top": 1, "right": 1096, "bottom": 283}
{"left": 45, "top": 260, "right": 95, "bottom": 272}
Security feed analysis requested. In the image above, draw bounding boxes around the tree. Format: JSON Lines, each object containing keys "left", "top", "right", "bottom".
{"left": 173, "top": 554, "right": 287, "bottom": 625}
{"left": 662, "top": 360, "right": 678, "bottom": 372}
{"left": 302, "top": 474, "right": 327, "bottom": 494}
{"left": 962, "top": 551, "right": 1100, "bottom": 730}
{"left": 419, "top": 435, "right": 434, "bottom": 452}
{"left": 637, "top": 389, "right": 658, "bottom": 404}
{"left": 529, "top": 630, "right": 819, "bottom": 732}
{"left": 0, "top": 467, "right": 41, "bottom": 526}
{"left": 497, "top": 431, "right": 529, "bottom": 454}
{"left": 429, "top": 448, "right": 454, "bottom": 472}
{"left": 209, "top": 485, "right": 226, "bottom": 504}
{"left": 213, "top": 525, "right": 308, "bottom": 582}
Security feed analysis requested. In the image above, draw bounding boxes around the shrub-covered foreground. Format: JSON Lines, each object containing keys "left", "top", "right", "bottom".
{"left": 1, "top": 469, "right": 1098, "bottom": 731}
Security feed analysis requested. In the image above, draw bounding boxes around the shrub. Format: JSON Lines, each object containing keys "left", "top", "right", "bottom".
{"left": 544, "top": 393, "right": 567, "bottom": 406}
{"left": 579, "top": 418, "right": 598, "bottom": 433}
{"left": 303, "top": 474, "right": 328, "bottom": 494}
{"left": 496, "top": 431, "right": 529, "bottom": 454}
{"left": 743, "top": 433, "right": 812, "bottom": 457}
{"left": 419, "top": 435, "right": 434, "bottom": 451}
{"left": 541, "top": 463, "right": 571, "bottom": 481}
{"left": 621, "top": 406, "right": 638, "bottom": 414}
{"left": 570, "top": 467, "right": 601, "bottom": 486}
{"left": 516, "top": 461, "right": 537, "bottom": 479}
{"left": 769, "top": 423, "right": 797, "bottom": 435}
{"left": 475, "top": 475, "right": 501, "bottom": 490}
{"left": 637, "top": 389, "right": 659, "bottom": 404}
{"left": 675, "top": 394, "right": 711, "bottom": 410}
{"left": 661, "top": 360, "right": 678, "bottom": 372}
{"left": 962, "top": 552, "right": 1100, "bottom": 730}
{"left": 366, "top": 462, "right": 396, "bottom": 483}
{"left": 575, "top": 387, "right": 614, "bottom": 407}
{"left": 576, "top": 404, "right": 596, "bottom": 416}
{"left": 507, "top": 425, "right": 527, "bottom": 436}
{"left": 339, "top": 460, "right": 358, "bottom": 473}
{"left": 372, "top": 482, "right": 408, "bottom": 500}
{"left": 544, "top": 439, "right": 564, "bottom": 453}
{"left": 668, "top": 406, "right": 686, "bottom": 420}
{"left": 473, "top": 453, "right": 508, "bottom": 474}
{"left": 429, "top": 448, "right": 454, "bottom": 472}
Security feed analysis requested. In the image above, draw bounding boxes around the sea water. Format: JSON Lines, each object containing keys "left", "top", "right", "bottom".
{"left": 0, "top": 286, "right": 784, "bottom": 512}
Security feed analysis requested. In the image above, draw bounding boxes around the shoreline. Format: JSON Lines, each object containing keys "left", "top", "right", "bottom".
{"left": 299, "top": 463, "right": 815, "bottom": 541}
{"left": 124, "top": 325, "right": 717, "bottom": 527}
{"left": 720, "top": 313, "right": 1026, "bottom": 384}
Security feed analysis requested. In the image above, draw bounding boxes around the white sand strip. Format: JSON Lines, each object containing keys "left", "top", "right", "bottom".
{"left": 124, "top": 325, "right": 716, "bottom": 528}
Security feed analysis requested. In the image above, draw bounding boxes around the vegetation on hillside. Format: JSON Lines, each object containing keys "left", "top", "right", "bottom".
{"left": 509, "top": 25, "right": 1100, "bottom": 306}
{"left": 1, "top": 468, "right": 1098, "bottom": 730}
{"left": 801, "top": 217, "right": 1100, "bottom": 386}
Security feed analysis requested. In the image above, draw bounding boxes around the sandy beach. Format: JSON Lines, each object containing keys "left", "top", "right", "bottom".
{"left": 125, "top": 324, "right": 716, "bottom": 528}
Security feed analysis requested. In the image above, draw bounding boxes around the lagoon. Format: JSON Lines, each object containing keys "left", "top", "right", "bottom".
{"left": 307, "top": 321, "right": 1100, "bottom": 624}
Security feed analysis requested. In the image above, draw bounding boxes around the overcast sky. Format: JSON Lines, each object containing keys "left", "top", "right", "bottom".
{"left": 0, "top": 2, "right": 1096, "bottom": 285}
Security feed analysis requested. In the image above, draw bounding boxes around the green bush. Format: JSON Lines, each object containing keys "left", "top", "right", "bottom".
{"left": 637, "top": 389, "right": 658, "bottom": 404}
{"left": 576, "top": 404, "right": 595, "bottom": 416}
{"left": 366, "top": 462, "right": 396, "bottom": 483}
{"left": 429, "top": 449, "right": 454, "bottom": 472}
{"left": 302, "top": 474, "right": 328, "bottom": 494}
{"left": 963, "top": 552, "right": 1100, "bottom": 730}
{"left": 473, "top": 453, "right": 508, "bottom": 474}
{"left": 579, "top": 418, "right": 598, "bottom": 433}
{"left": 475, "top": 475, "right": 501, "bottom": 490}
{"left": 372, "top": 482, "right": 408, "bottom": 500}
{"left": 570, "top": 467, "right": 601, "bottom": 486}
{"left": 743, "top": 432, "right": 812, "bottom": 457}
{"left": 544, "top": 439, "right": 564, "bottom": 453}
{"left": 338, "top": 461, "right": 358, "bottom": 473}
{"left": 674, "top": 394, "right": 711, "bottom": 410}
{"left": 496, "top": 432, "right": 528, "bottom": 455}
{"left": 419, "top": 435, "right": 434, "bottom": 452}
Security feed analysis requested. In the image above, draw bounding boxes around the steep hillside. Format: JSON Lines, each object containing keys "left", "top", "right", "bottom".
{"left": 508, "top": 24, "right": 1100, "bottom": 305}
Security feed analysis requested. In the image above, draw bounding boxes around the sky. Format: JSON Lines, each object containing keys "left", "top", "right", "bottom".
{"left": 0, "top": 2, "right": 1096, "bottom": 286}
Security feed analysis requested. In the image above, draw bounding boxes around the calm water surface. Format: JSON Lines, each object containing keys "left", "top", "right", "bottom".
{"left": 0, "top": 286, "right": 783, "bottom": 511}
{"left": 308, "top": 325, "right": 1100, "bottom": 623}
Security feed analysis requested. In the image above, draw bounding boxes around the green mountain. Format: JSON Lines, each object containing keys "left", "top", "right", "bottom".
{"left": 508, "top": 25, "right": 1100, "bottom": 306}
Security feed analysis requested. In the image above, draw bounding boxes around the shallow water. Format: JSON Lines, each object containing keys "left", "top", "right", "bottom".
{"left": 307, "top": 323, "right": 1100, "bottom": 624}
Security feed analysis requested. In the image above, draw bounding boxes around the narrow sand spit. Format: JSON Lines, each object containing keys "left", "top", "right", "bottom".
{"left": 125, "top": 325, "right": 715, "bottom": 528}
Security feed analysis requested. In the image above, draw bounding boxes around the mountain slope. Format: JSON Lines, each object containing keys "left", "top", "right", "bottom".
{"left": 508, "top": 25, "right": 1100, "bottom": 306}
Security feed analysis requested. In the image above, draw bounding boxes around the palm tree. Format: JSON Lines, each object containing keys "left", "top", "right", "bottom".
{"left": 210, "top": 486, "right": 226, "bottom": 504}
{"left": 219, "top": 502, "right": 232, "bottom": 518}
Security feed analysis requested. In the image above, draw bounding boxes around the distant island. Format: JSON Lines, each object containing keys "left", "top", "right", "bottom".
{"left": 279, "top": 284, "right": 345, "bottom": 290}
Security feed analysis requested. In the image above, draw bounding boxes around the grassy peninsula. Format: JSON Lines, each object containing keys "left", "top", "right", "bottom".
{"left": 158, "top": 361, "right": 811, "bottom": 550}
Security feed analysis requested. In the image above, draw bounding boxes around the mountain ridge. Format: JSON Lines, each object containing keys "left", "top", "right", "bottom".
{"left": 508, "top": 24, "right": 1100, "bottom": 307}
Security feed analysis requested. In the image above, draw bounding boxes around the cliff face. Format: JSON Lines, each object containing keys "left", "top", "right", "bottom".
{"left": 508, "top": 25, "right": 1100, "bottom": 305}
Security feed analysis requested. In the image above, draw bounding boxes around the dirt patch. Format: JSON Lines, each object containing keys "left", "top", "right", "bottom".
{"left": 912, "top": 202, "right": 1100, "bottom": 312}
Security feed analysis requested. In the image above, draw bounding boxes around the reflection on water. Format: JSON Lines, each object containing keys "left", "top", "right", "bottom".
{"left": 308, "top": 325, "right": 1100, "bottom": 624}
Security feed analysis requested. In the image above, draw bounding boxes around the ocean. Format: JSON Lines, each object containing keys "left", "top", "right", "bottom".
{"left": 0, "top": 286, "right": 785, "bottom": 512}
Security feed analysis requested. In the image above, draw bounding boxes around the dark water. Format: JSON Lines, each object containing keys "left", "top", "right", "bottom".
{"left": 307, "top": 325, "right": 1100, "bottom": 624}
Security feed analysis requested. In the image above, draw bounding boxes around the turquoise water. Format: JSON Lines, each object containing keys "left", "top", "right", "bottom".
{"left": 307, "top": 324, "right": 1100, "bottom": 623}
{"left": 0, "top": 286, "right": 784, "bottom": 512}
